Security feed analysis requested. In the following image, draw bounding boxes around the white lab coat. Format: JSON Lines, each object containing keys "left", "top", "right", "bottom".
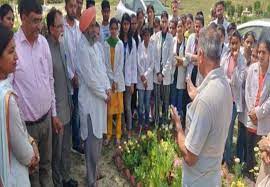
{"left": 221, "top": 50, "right": 246, "bottom": 112}
{"left": 75, "top": 35, "right": 111, "bottom": 140}
{"left": 137, "top": 40, "right": 155, "bottom": 90}
{"left": 245, "top": 62, "right": 270, "bottom": 136}
{"left": 123, "top": 38, "right": 137, "bottom": 86}
{"left": 171, "top": 37, "right": 188, "bottom": 89}
{"left": 153, "top": 31, "right": 174, "bottom": 85}
{"left": 103, "top": 40, "right": 125, "bottom": 92}
{"left": 185, "top": 33, "right": 203, "bottom": 86}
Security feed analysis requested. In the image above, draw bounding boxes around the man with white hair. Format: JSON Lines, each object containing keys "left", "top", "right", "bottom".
{"left": 76, "top": 7, "right": 111, "bottom": 187}
{"left": 171, "top": 26, "right": 233, "bottom": 186}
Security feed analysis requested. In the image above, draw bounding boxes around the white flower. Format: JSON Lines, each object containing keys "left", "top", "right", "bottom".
{"left": 165, "top": 127, "right": 169, "bottom": 131}
{"left": 169, "top": 124, "right": 173, "bottom": 130}
{"left": 118, "top": 146, "right": 122, "bottom": 149}
{"left": 234, "top": 158, "right": 240, "bottom": 163}
{"left": 254, "top": 147, "right": 259, "bottom": 152}
{"left": 254, "top": 166, "right": 259, "bottom": 171}
{"left": 123, "top": 141, "right": 127, "bottom": 145}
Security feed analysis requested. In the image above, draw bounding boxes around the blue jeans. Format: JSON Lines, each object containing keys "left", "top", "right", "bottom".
{"left": 170, "top": 83, "right": 184, "bottom": 118}
{"left": 224, "top": 103, "right": 237, "bottom": 166}
{"left": 138, "top": 90, "right": 151, "bottom": 126}
{"left": 236, "top": 121, "right": 247, "bottom": 162}
{"left": 71, "top": 88, "right": 80, "bottom": 148}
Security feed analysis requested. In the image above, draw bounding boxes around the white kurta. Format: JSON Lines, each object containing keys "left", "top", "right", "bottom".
{"left": 245, "top": 62, "right": 270, "bottom": 136}
{"left": 76, "top": 35, "right": 111, "bottom": 140}
{"left": 153, "top": 31, "right": 174, "bottom": 85}
{"left": 137, "top": 41, "right": 155, "bottom": 90}
{"left": 103, "top": 40, "right": 125, "bottom": 92}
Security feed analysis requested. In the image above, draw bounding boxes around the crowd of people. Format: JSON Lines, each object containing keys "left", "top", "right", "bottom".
{"left": 0, "top": 0, "right": 270, "bottom": 186}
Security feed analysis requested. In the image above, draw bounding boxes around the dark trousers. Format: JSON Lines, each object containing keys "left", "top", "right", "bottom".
{"left": 71, "top": 88, "right": 80, "bottom": 148}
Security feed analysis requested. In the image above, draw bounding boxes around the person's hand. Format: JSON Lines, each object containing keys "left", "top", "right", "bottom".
{"left": 143, "top": 81, "right": 148, "bottom": 89}
{"left": 28, "top": 140, "right": 40, "bottom": 174}
{"left": 170, "top": 106, "right": 181, "bottom": 126}
{"left": 52, "top": 117, "right": 64, "bottom": 134}
{"left": 248, "top": 109, "right": 258, "bottom": 125}
{"left": 175, "top": 56, "right": 184, "bottom": 67}
{"left": 130, "top": 84, "right": 135, "bottom": 94}
{"left": 259, "top": 137, "right": 270, "bottom": 152}
{"left": 261, "top": 151, "right": 270, "bottom": 165}
{"left": 105, "top": 89, "right": 112, "bottom": 103}
{"left": 157, "top": 73, "right": 163, "bottom": 83}
{"left": 72, "top": 74, "right": 79, "bottom": 89}
{"left": 141, "top": 75, "right": 147, "bottom": 83}
{"left": 187, "top": 78, "right": 197, "bottom": 100}
{"left": 112, "top": 82, "right": 117, "bottom": 93}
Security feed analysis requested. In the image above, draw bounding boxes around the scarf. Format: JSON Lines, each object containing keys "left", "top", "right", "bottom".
{"left": 107, "top": 37, "right": 119, "bottom": 48}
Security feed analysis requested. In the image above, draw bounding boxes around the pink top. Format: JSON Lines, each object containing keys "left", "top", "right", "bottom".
{"left": 11, "top": 28, "right": 56, "bottom": 121}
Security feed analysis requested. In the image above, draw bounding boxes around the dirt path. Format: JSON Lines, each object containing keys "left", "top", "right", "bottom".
{"left": 71, "top": 144, "right": 130, "bottom": 187}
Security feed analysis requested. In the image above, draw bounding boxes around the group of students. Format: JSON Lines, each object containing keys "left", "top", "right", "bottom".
{"left": 1, "top": 0, "right": 270, "bottom": 186}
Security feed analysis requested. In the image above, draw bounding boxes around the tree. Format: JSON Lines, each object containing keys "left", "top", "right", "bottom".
{"left": 254, "top": 1, "right": 261, "bottom": 16}
{"left": 236, "top": 4, "right": 244, "bottom": 17}
{"left": 247, "top": 5, "right": 252, "bottom": 13}
{"left": 227, "top": 5, "right": 236, "bottom": 18}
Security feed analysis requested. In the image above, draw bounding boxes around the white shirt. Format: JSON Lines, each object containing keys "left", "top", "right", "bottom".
{"left": 100, "top": 24, "right": 110, "bottom": 43}
{"left": 76, "top": 35, "right": 111, "bottom": 139}
{"left": 137, "top": 41, "right": 155, "bottom": 90}
{"left": 63, "top": 17, "right": 81, "bottom": 80}
{"left": 183, "top": 67, "right": 233, "bottom": 187}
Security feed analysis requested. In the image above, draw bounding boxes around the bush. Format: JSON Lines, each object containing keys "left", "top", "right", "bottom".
{"left": 254, "top": 1, "right": 261, "bottom": 16}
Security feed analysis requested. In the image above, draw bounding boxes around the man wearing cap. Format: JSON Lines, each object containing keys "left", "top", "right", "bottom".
{"left": 76, "top": 7, "right": 111, "bottom": 187}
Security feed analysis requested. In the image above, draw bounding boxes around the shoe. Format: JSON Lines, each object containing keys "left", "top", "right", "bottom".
{"left": 71, "top": 146, "right": 85, "bottom": 155}
{"left": 63, "top": 179, "right": 78, "bottom": 187}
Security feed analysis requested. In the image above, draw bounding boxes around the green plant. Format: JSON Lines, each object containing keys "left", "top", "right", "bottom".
{"left": 254, "top": 1, "right": 262, "bottom": 16}
{"left": 122, "top": 138, "right": 143, "bottom": 172}
{"left": 236, "top": 4, "right": 244, "bottom": 17}
{"left": 230, "top": 158, "right": 246, "bottom": 187}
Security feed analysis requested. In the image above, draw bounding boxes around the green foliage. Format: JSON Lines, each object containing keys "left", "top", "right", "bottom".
{"left": 122, "top": 129, "right": 182, "bottom": 186}
{"left": 227, "top": 5, "right": 236, "bottom": 17}
{"left": 247, "top": 5, "right": 253, "bottom": 13}
{"left": 254, "top": 1, "right": 261, "bottom": 15}
{"left": 236, "top": 4, "right": 244, "bottom": 17}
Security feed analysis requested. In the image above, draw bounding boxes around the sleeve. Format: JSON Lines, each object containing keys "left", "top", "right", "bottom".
{"left": 153, "top": 39, "right": 161, "bottom": 75}
{"left": 144, "top": 43, "right": 155, "bottom": 80}
{"left": 185, "top": 100, "right": 212, "bottom": 156}
{"left": 255, "top": 97, "right": 270, "bottom": 120}
{"left": 137, "top": 44, "right": 145, "bottom": 77}
{"left": 76, "top": 44, "right": 107, "bottom": 100}
{"left": 114, "top": 43, "right": 124, "bottom": 83}
{"left": 162, "top": 37, "right": 174, "bottom": 76}
{"left": 64, "top": 35, "right": 74, "bottom": 80}
{"left": 104, "top": 44, "right": 114, "bottom": 83}
{"left": 9, "top": 95, "right": 34, "bottom": 166}
{"left": 45, "top": 42, "right": 57, "bottom": 117}
{"left": 185, "top": 35, "right": 193, "bottom": 63}
{"left": 245, "top": 67, "right": 253, "bottom": 112}
{"left": 131, "top": 41, "right": 138, "bottom": 84}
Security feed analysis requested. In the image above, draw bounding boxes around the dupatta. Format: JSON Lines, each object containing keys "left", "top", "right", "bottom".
{"left": 0, "top": 79, "right": 13, "bottom": 187}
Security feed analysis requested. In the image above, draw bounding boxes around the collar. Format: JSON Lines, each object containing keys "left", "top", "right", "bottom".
{"left": 64, "top": 16, "right": 78, "bottom": 29}
{"left": 17, "top": 27, "right": 41, "bottom": 45}
{"left": 197, "top": 67, "right": 224, "bottom": 93}
{"left": 47, "top": 35, "right": 59, "bottom": 46}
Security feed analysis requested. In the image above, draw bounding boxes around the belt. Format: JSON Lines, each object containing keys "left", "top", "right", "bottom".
{"left": 25, "top": 111, "right": 49, "bottom": 126}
